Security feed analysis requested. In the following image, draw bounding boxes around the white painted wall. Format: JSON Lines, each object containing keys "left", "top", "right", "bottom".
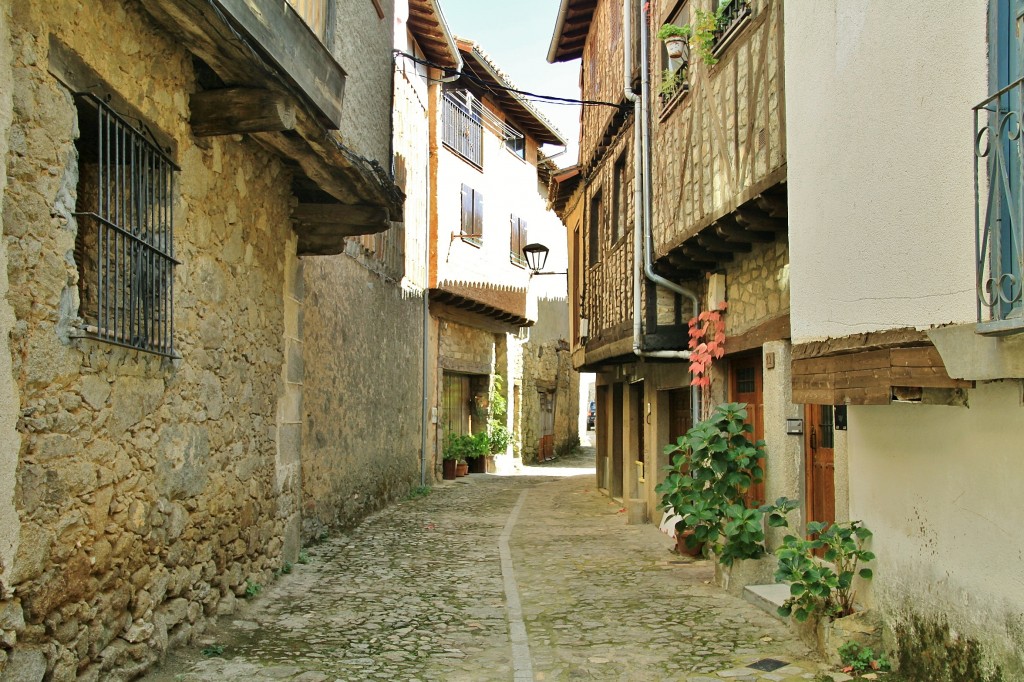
{"left": 785, "top": 0, "right": 988, "bottom": 343}
{"left": 848, "top": 383, "right": 1024, "bottom": 669}
{"left": 0, "top": 0, "right": 21, "bottom": 598}
{"left": 436, "top": 94, "right": 567, "bottom": 312}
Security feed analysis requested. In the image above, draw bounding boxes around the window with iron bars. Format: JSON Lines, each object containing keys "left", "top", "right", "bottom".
{"left": 72, "top": 93, "right": 179, "bottom": 357}
{"left": 443, "top": 90, "right": 483, "bottom": 167}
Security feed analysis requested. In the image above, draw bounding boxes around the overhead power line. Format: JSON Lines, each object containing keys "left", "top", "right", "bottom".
{"left": 393, "top": 50, "right": 623, "bottom": 109}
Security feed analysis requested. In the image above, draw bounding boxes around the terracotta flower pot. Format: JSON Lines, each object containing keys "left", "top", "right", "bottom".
{"left": 442, "top": 459, "right": 457, "bottom": 480}
{"left": 455, "top": 461, "right": 469, "bottom": 477}
{"left": 674, "top": 529, "right": 704, "bottom": 557}
{"left": 665, "top": 36, "right": 688, "bottom": 60}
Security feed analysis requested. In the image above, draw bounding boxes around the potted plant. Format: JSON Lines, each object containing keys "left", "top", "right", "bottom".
{"left": 656, "top": 23, "right": 692, "bottom": 60}
{"left": 659, "top": 68, "right": 686, "bottom": 100}
{"left": 442, "top": 432, "right": 465, "bottom": 480}
{"left": 655, "top": 403, "right": 795, "bottom": 569}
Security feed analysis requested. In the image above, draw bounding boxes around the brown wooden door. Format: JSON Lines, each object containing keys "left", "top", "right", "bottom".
{"left": 804, "top": 404, "right": 837, "bottom": 528}
{"left": 729, "top": 353, "right": 765, "bottom": 506}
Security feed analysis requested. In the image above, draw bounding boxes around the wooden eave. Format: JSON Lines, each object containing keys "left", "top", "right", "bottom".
{"left": 139, "top": 0, "right": 404, "bottom": 256}
{"left": 408, "top": 0, "right": 461, "bottom": 70}
{"left": 429, "top": 282, "right": 532, "bottom": 328}
{"left": 548, "top": 166, "right": 582, "bottom": 218}
{"left": 547, "top": 0, "right": 597, "bottom": 63}
{"left": 456, "top": 40, "right": 566, "bottom": 147}
{"left": 654, "top": 179, "right": 788, "bottom": 282}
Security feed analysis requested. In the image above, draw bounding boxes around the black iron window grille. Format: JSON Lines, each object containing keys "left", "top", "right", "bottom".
{"left": 72, "top": 92, "right": 179, "bottom": 357}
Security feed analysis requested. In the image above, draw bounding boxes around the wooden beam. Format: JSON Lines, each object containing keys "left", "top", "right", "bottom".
{"left": 293, "top": 203, "right": 391, "bottom": 256}
{"left": 715, "top": 217, "right": 775, "bottom": 243}
{"left": 735, "top": 209, "right": 787, "bottom": 232}
{"left": 698, "top": 231, "right": 752, "bottom": 254}
{"left": 190, "top": 88, "right": 296, "bottom": 137}
{"left": 294, "top": 203, "right": 389, "bottom": 228}
{"left": 726, "top": 314, "right": 791, "bottom": 354}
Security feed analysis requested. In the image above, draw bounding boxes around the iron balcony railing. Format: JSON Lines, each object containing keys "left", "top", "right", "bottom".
{"left": 442, "top": 93, "right": 483, "bottom": 167}
{"left": 975, "top": 77, "right": 1024, "bottom": 328}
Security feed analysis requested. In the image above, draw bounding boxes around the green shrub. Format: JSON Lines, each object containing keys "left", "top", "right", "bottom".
{"left": 774, "top": 520, "right": 875, "bottom": 621}
{"left": 655, "top": 402, "right": 795, "bottom": 564}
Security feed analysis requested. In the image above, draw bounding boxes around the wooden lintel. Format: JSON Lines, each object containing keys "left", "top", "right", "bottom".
{"left": 190, "top": 88, "right": 296, "bottom": 137}
{"left": 726, "top": 314, "right": 791, "bottom": 355}
{"left": 791, "top": 344, "right": 971, "bottom": 405}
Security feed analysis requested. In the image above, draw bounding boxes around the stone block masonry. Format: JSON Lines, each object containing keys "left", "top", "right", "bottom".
{"left": 0, "top": 1, "right": 304, "bottom": 678}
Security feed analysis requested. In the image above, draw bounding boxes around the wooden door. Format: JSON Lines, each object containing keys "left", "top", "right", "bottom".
{"left": 729, "top": 354, "right": 765, "bottom": 506}
{"left": 667, "top": 387, "right": 692, "bottom": 444}
{"left": 804, "top": 404, "right": 837, "bottom": 528}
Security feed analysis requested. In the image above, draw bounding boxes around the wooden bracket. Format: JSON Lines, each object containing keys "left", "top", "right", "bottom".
{"left": 190, "top": 88, "right": 297, "bottom": 137}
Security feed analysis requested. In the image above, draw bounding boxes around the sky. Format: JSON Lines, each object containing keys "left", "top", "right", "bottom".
{"left": 436, "top": 0, "right": 582, "bottom": 167}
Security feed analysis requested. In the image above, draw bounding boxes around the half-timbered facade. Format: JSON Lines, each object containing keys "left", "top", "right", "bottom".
{"left": 549, "top": 0, "right": 800, "bottom": 573}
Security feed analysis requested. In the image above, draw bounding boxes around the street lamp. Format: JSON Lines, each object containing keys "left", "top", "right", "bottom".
{"left": 522, "top": 243, "right": 550, "bottom": 273}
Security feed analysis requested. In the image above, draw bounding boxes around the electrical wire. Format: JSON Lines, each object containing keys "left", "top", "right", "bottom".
{"left": 394, "top": 50, "right": 623, "bottom": 109}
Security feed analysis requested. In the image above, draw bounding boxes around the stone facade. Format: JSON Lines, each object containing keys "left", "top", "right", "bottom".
{"left": 722, "top": 240, "right": 789, "bottom": 337}
{"left": 0, "top": 0, "right": 404, "bottom": 678}
{"left": 520, "top": 298, "right": 578, "bottom": 463}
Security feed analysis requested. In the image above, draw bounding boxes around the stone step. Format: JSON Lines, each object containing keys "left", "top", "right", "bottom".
{"left": 743, "top": 583, "right": 791, "bottom": 622}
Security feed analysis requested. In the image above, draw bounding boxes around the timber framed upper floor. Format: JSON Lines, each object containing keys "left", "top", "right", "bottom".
{"left": 548, "top": 0, "right": 788, "bottom": 369}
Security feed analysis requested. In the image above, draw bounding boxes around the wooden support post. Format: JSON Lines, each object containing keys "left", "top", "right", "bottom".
{"left": 190, "top": 88, "right": 297, "bottom": 137}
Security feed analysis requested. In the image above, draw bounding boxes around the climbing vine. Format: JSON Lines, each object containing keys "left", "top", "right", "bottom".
{"left": 688, "top": 304, "right": 726, "bottom": 415}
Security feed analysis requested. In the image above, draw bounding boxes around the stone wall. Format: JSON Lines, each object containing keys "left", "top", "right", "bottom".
{"left": 333, "top": 0, "right": 395, "bottom": 165}
{"left": 521, "top": 298, "right": 578, "bottom": 463}
{"left": 300, "top": 253, "right": 425, "bottom": 538}
{"left": 722, "top": 239, "right": 789, "bottom": 337}
{"left": 438, "top": 317, "right": 497, "bottom": 375}
{"left": 0, "top": 0, "right": 22, "bottom": 611}
{"left": 0, "top": 1, "right": 300, "bottom": 677}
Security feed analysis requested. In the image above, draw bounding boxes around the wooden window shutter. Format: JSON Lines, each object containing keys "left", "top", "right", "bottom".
{"left": 473, "top": 190, "right": 483, "bottom": 238}
{"left": 509, "top": 215, "right": 518, "bottom": 255}
{"left": 460, "top": 184, "right": 471, "bottom": 234}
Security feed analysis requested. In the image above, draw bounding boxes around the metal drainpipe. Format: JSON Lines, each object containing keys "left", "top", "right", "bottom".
{"left": 626, "top": 0, "right": 702, "bottom": 426}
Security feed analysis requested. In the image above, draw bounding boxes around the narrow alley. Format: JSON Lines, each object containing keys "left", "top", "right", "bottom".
{"left": 142, "top": 447, "right": 824, "bottom": 682}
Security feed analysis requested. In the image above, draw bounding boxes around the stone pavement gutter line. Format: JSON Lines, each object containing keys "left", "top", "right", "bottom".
{"left": 499, "top": 489, "right": 535, "bottom": 681}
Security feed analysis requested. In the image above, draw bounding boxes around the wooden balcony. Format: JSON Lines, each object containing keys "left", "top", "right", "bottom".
{"left": 139, "top": 0, "right": 404, "bottom": 256}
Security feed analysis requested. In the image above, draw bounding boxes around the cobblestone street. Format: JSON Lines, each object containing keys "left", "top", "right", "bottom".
{"left": 142, "top": 448, "right": 828, "bottom": 682}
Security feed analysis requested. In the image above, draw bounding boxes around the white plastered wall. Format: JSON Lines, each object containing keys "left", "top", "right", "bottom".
{"left": 848, "top": 383, "right": 1024, "bottom": 668}
{"left": 785, "top": 0, "right": 987, "bottom": 343}
{"left": 0, "top": 0, "right": 22, "bottom": 597}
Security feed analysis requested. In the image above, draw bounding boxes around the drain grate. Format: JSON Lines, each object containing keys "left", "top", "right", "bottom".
{"left": 747, "top": 658, "right": 788, "bottom": 672}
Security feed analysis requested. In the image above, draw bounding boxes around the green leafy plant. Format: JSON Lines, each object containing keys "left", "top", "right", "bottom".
{"left": 488, "top": 423, "right": 511, "bottom": 455}
{"left": 443, "top": 432, "right": 489, "bottom": 461}
{"left": 655, "top": 402, "right": 795, "bottom": 564}
{"left": 201, "top": 644, "right": 225, "bottom": 657}
{"left": 244, "top": 580, "right": 262, "bottom": 599}
{"left": 297, "top": 549, "right": 310, "bottom": 564}
{"left": 275, "top": 561, "right": 292, "bottom": 577}
{"left": 659, "top": 68, "right": 686, "bottom": 99}
{"left": 838, "top": 641, "right": 891, "bottom": 676}
{"left": 656, "top": 22, "right": 693, "bottom": 40}
{"left": 774, "top": 520, "right": 875, "bottom": 622}
{"left": 406, "top": 485, "right": 432, "bottom": 500}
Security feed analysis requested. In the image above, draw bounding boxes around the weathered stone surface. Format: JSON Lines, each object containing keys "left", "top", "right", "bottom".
{"left": 4, "top": 645, "right": 47, "bottom": 682}
{"left": 141, "top": 452, "right": 826, "bottom": 682}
